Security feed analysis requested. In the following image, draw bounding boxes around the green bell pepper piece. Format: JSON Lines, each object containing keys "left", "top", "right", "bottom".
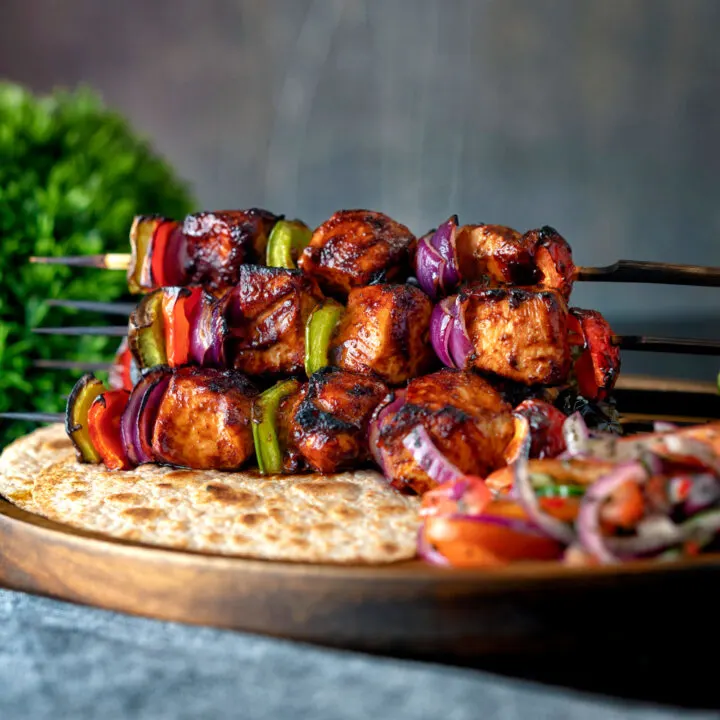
{"left": 266, "top": 219, "right": 312, "bottom": 269}
{"left": 252, "top": 378, "right": 301, "bottom": 474}
{"left": 304, "top": 299, "right": 344, "bottom": 376}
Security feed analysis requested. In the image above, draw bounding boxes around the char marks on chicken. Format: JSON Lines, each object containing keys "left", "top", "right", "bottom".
{"left": 460, "top": 286, "right": 571, "bottom": 386}
{"left": 151, "top": 367, "right": 259, "bottom": 470}
{"left": 182, "top": 209, "right": 280, "bottom": 291}
{"left": 298, "top": 210, "right": 416, "bottom": 296}
{"left": 376, "top": 369, "right": 515, "bottom": 494}
{"left": 330, "top": 283, "right": 436, "bottom": 385}
{"left": 224, "top": 265, "right": 324, "bottom": 376}
{"left": 279, "top": 367, "right": 389, "bottom": 473}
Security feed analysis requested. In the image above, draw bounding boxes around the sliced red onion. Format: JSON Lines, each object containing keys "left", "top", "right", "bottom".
{"left": 576, "top": 461, "right": 649, "bottom": 563}
{"left": 684, "top": 473, "right": 720, "bottom": 515}
{"left": 659, "top": 435, "right": 720, "bottom": 475}
{"left": 121, "top": 368, "right": 172, "bottom": 465}
{"left": 402, "top": 424, "right": 464, "bottom": 486}
{"left": 561, "top": 412, "right": 590, "bottom": 457}
{"left": 367, "top": 389, "right": 407, "bottom": 474}
{"left": 129, "top": 357, "right": 141, "bottom": 387}
{"left": 416, "top": 525, "right": 451, "bottom": 566}
{"left": 415, "top": 235, "right": 447, "bottom": 299}
{"left": 429, "top": 300, "right": 454, "bottom": 366}
{"left": 512, "top": 415, "right": 576, "bottom": 545}
{"left": 205, "top": 299, "right": 228, "bottom": 368}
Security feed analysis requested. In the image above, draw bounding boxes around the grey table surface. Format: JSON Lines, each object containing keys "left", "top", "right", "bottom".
{"left": 0, "top": 589, "right": 717, "bottom": 720}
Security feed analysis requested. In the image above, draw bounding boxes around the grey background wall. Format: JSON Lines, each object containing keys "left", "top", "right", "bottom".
{"left": 1, "top": 0, "right": 718, "bottom": 378}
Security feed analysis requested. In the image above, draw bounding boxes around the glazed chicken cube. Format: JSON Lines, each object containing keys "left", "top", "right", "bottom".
{"left": 224, "top": 265, "right": 324, "bottom": 376}
{"left": 376, "top": 369, "right": 515, "bottom": 494}
{"left": 280, "top": 367, "right": 389, "bottom": 473}
{"left": 152, "top": 367, "right": 258, "bottom": 470}
{"left": 330, "top": 284, "right": 436, "bottom": 386}
{"left": 298, "top": 210, "right": 416, "bottom": 297}
{"left": 459, "top": 286, "right": 570, "bottom": 386}
{"left": 454, "top": 224, "right": 537, "bottom": 286}
{"left": 182, "top": 209, "right": 279, "bottom": 291}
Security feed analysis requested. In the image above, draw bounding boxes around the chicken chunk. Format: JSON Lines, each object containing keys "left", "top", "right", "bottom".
{"left": 329, "top": 284, "right": 437, "bottom": 386}
{"left": 460, "top": 286, "right": 570, "bottom": 386}
{"left": 224, "top": 265, "right": 324, "bottom": 376}
{"left": 376, "top": 369, "right": 515, "bottom": 494}
{"left": 182, "top": 209, "right": 280, "bottom": 291}
{"left": 454, "top": 224, "right": 537, "bottom": 286}
{"left": 280, "top": 367, "right": 389, "bottom": 473}
{"left": 298, "top": 210, "right": 416, "bottom": 297}
{"left": 523, "top": 226, "right": 576, "bottom": 301}
{"left": 152, "top": 367, "right": 258, "bottom": 470}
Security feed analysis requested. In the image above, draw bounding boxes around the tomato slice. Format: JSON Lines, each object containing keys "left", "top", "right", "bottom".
{"left": 88, "top": 390, "right": 132, "bottom": 470}
{"left": 150, "top": 220, "right": 177, "bottom": 288}
{"left": 421, "top": 475, "right": 492, "bottom": 517}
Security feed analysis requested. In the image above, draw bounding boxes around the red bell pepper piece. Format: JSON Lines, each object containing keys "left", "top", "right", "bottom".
{"left": 150, "top": 220, "right": 178, "bottom": 289}
{"left": 88, "top": 390, "right": 132, "bottom": 470}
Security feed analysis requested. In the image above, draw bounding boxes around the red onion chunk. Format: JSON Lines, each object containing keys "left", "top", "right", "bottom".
{"left": 576, "top": 461, "right": 649, "bottom": 563}
{"left": 417, "top": 525, "right": 451, "bottom": 566}
{"left": 163, "top": 225, "right": 190, "bottom": 286}
{"left": 367, "top": 389, "right": 407, "bottom": 473}
{"left": 429, "top": 300, "right": 454, "bottom": 366}
{"left": 189, "top": 291, "right": 216, "bottom": 365}
{"left": 121, "top": 368, "right": 172, "bottom": 465}
{"left": 402, "top": 424, "right": 464, "bottom": 486}
{"left": 448, "top": 296, "right": 473, "bottom": 368}
{"left": 429, "top": 216, "right": 461, "bottom": 291}
{"left": 561, "top": 412, "right": 590, "bottom": 457}
{"left": 415, "top": 235, "right": 446, "bottom": 299}
{"left": 137, "top": 374, "right": 171, "bottom": 461}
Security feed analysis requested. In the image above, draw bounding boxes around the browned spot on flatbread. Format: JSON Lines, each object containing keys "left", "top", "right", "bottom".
{"left": 163, "top": 471, "right": 198, "bottom": 485}
{"left": 264, "top": 532, "right": 280, "bottom": 541}
{"left": 232, "top": 535, "right": 250, "bottom": 545}
{"left": 382, "top": 542, "right": 399, "bottom": 555}
{"left": 291, "top": 538, "right": 309, "bottom": 548}
{"left": 313, "top": 522, "right": 338, "bottom": 533}
{"left": 331, "top": 506, "right": 363, "bottom": 520}
{"left": 70, "top": 481, "right": 89, "bottom": 490}
{"left": 376, "top": 504, "right": 408, "bottom": 517}
{"left": 41, "top": 439, "right": 70, "bottom": 451}
{"left": 204, "top": 483, "right": 260, "bottom": 507}
{"left": 239, "top": 513, "right": 267, "bottom": 527}
{"left": 65, "top": 491, "right": 87, "bottom": 500}
{"left": 268, "top": 508, "right": 285, "bottom": 522}
{"left": 8, "top": 490, "right": 32, "bottom": 503}
{"left": 121, "top": 507, "right": 164, "bottom": 521}
{"left": 294, "top": 481, "right": 362, "bottom": 501}
{"left": 203, "top": 532, "right": 225, "bottom": 544}
{"left": 106, "top": 493, "right": 145, "bottom": 504}
{"left": 156, "top": 483, "right": 173, "bottom": 490}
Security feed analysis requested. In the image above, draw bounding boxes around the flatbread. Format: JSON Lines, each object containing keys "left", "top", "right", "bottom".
{"left": 0, "top": 424, "right": 421, "bottom": 564}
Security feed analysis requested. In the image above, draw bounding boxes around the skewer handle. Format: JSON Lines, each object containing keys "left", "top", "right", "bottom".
{"left": 614, "top": 335, "right": 720, "bottom": 355}
{"left": 0, "top": 412, "right": 64, "bottom": 423}
{"left": 577, "top": 260, "right": 720, "bottom": 286}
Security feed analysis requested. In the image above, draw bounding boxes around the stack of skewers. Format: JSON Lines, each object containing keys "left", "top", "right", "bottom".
{"left": 13, "top": 207, "right": 720, "bottom": 566}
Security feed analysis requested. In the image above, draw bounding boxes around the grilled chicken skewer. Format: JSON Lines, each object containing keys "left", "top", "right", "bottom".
{"left": 32, "top": 210, "right": 720, "bottom": 298}
{"left": 24, "top": 362, "right": 566, "bottom": 493}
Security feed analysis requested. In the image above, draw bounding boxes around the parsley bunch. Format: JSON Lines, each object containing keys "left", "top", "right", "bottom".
{"left": 0, "top": 82, "right": 195, "bottom": 447}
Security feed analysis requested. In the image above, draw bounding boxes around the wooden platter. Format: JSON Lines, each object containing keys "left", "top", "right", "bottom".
{"left": 1, "top": 374, "right": 720, "bottom": 663}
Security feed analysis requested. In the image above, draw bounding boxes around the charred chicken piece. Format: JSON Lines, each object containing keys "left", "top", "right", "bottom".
{"left": 224, "top": 265, "right": 324, "bottom": 376}
{"left": 376, "top": 369, "right": 515, "bottom": 494}
{"left": 567, "top": 308, "right": 621, "bottom": 402}
{"left": 330, "top": 284, "right": 436, "bottom": 386}
{"left": 523, "top": 226, "right": 576, "bottom": 301}
{"left": 454, "top": 224, "right": 538, "bottom": 286}
{"left": 151, "top": 367, "right": 258, "bottom": 470}
{"left": 298, "top": 210, "right": 416, "bottom": 297}
{"left": 182, "top": 209, "right": 280, "bottom": 291}
{"left": 280, "top": 367, "right": 389, "bottom": 473}
{"left": 460, "top": 286, "right": 571, "bottom": 386}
